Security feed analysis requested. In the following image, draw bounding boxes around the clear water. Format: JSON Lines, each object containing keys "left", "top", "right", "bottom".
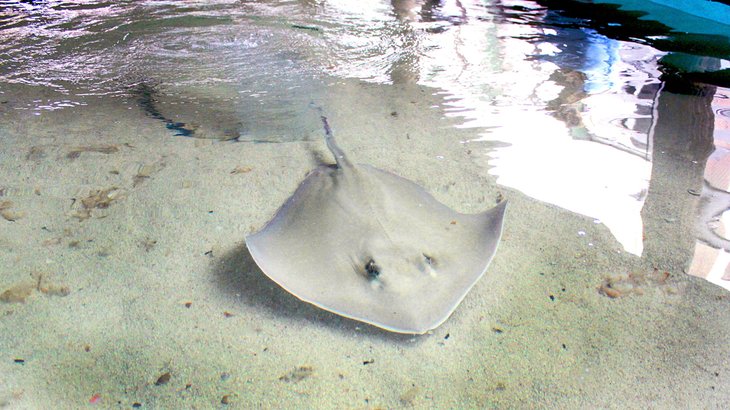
{"left": 1, "top": 0, "right": 729, "bottom": 408}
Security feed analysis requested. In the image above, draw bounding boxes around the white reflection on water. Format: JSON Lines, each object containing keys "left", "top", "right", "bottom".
{"left": 401, "top": 6, "right": 661, "bottom": 256}
{"left": 484, "top": 109, "right": 651, "bottom": 256}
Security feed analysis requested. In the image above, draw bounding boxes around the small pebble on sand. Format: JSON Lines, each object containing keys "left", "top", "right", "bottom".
{"left": 278, "top": 365, "right": 314, "bottom": 383}
{"left": 155, "top": 372, "right": 171, "bottom": 386}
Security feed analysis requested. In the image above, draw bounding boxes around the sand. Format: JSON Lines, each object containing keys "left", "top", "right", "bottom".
{"left": 1, "top": 79, "right": 729, "bottom": 409}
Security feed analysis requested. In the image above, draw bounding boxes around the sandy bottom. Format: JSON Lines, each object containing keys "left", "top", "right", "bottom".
{"left": 1, "top": 80, "right": 728, "bottom": 409}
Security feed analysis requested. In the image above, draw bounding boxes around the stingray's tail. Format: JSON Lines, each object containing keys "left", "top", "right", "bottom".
{"left": 321, "top": 116, "right": 352, "bottom": 169}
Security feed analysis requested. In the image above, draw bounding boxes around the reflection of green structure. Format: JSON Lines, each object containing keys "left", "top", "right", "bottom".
{"left": 659, "top": 52, "right": 727, "bottom": 87}
{"left": 543, "top": 0, "right": 730, "bottom": 86}
{"left": 592, "top": 0, "right": 730, "bottom": 37}
{"left": 537, "top": 0, "right": 726, "bottom": 270}
{"left": 579, "top": 1, "right": 723, "bottom": 269}
{"left": 641, "top": 80, "right": 715, "bottom": 272}
{"left": 595, "top": 0, "right": 730, "bottom": 85}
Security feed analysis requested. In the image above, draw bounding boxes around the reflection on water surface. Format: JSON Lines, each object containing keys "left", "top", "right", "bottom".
{"left": 1, "top": 0, "right": 729, "bottom": 287}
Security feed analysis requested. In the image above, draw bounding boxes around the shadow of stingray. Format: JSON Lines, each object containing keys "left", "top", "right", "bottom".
{"left": 212, "top": 242, "right": 424, "bottom": 343}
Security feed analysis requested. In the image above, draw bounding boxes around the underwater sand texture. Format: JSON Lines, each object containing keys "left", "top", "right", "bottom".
{"left": 0, "top": 81, "right": 728, "bottom": 409}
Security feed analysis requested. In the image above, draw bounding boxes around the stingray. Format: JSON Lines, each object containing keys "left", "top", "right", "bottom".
{"left": 245, "top": 117, "right": 507, "bottom": 334}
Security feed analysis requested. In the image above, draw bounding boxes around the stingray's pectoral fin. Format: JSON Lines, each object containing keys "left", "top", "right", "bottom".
{"left": 482, "top": 200, "right": 508, "bottom": 236}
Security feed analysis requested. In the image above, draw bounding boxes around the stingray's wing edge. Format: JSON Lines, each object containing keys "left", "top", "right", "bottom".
{"left": 417, "top": 200, "right": 509, "bottom": 334}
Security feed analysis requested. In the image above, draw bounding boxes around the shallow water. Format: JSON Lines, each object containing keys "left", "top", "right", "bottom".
{"left": 1, "top": 0, "right": 729, "bottom": 408}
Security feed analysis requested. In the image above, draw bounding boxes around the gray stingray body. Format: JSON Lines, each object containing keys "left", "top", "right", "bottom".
{"left": 245, "top": 118, "right": 507, "bottom": 334}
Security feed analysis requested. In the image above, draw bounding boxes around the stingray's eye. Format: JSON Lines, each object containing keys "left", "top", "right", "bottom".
{"left": 365, "top": 258, "right": 380, "bottom": 279}
{"left": 423, "top": 253, "right": 435, "bottom": 266}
